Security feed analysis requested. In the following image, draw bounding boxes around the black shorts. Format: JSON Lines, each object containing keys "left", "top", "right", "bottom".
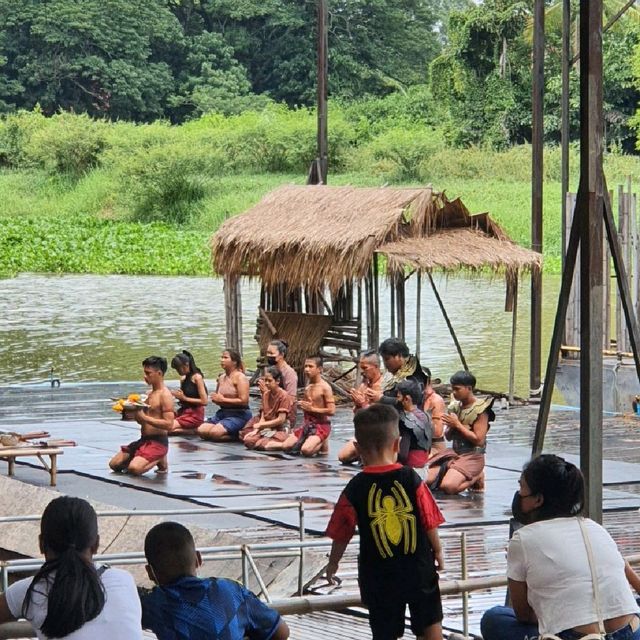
{"left": 363, "top": 578, "right": 443, "bottom": 639}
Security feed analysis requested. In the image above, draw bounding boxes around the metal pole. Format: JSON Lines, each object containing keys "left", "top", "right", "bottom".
{"left": 530, "top": 0, "right": 545, "bottom": 401}
{"left": 461, "top": 532, "right": 469, "bottom": 638}
{"left": 561, "top": 0, "right": 571, "bottom": 271}
{"left": 578, "top": 0, "right": 604, "bottom": 523}
{"left": 244, "top": 547, "right": 272, "bottom": 603}
{"left": 298, "top": 501, "right": 305, "bottom": 596}
{"left": 317, "top": 0, "right": 328, "bottom": 184}
{"left": 241, "top": 546, "right": 249, "bottom": 587}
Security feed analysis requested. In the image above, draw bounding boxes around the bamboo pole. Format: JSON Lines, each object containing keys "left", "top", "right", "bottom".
{"left": 427, "top": 273, "right": 469, "bottom": 372}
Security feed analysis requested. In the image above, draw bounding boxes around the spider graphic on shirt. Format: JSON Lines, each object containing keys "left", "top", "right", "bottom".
{"left": 367, "top": 481, "right": 417, "bottom": 559}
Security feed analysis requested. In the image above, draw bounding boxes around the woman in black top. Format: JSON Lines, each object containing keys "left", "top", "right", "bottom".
{"left": 169, "top": 350, "right": 208, "bottom": 434}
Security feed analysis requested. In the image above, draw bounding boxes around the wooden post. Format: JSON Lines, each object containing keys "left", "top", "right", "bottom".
{"left": 616, "top": 184, "right": 628, "bottom": 352}
{"left": 390, "top": 276, "right": 396, "bottom": 338}
{"left": 530, "top": 0, "right": 545, "bottom": 400}
{"left": 603, "top": 229, "right": 611, "bottom": 350}
{"left": 224, "top": 275, "right": 242, "bottom": 353}
{"left": 396, "top": 273, "right": 405, "bottom": 341}
{"left": 357, "top": 280, "right": 363, "bottom": 349}
{"left": 508, "top": 273, "right": 519, "bottom": 404}
{"left": 373, "top": 256, "right": 380, "bottom": 348}
{"left": 416, "top": 272, "right": 422, "bottom": 361}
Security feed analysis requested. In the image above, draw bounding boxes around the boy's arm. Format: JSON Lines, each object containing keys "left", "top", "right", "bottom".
{"left": 415, "top": 480, "right": 445, "bottom": 569}
{"left": 325, "top": 492, "right": 357, "bottom": 583}
{"left": 326, "top": 540, "right": 348, "bottom": 583}
{"left": 426, "top": 528, "right": 444, "bottom": 571}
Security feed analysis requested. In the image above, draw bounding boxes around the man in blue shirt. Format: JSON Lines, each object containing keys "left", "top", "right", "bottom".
{"left": 140, "top": 522, "right": 289, "bottom": 640}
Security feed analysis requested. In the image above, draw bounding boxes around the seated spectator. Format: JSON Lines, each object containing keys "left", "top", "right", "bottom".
{"left": 239, "top": 366, "right": 292, "bottom": 449}
{"left": 0, "top": 496, "right": 142, "bottom": 639}
{"left": 481, "top": 455, "right": 640, "bottom": 640}
{"left": 140, "top": 521, "right": 289, "bottom": 640}
{"left": 396, "top": 379, "right": 432, "bottom": 471}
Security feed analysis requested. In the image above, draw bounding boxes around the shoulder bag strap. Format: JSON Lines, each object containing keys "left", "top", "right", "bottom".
{"left": 577, "top": 517, "right": 607, "bottom": 637}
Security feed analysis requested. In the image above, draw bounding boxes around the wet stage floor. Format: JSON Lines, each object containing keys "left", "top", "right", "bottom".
{"left": 2, "top": 382, "right": 640, "bottom": 637}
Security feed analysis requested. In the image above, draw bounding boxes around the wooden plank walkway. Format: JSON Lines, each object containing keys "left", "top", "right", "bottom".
{"left": 2, "top": 382, "right": 640, "bottom": 637}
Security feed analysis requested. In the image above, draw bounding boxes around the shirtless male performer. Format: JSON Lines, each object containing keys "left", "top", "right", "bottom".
{"left": 109, "top": 356, "right": 175, "bottom": 476}
{"left": 338, "top": 350, "right": 386, "bottom": 464}
{"left": 423, "top": 368, "right": 446, "bottom": 455}
{"left": 276, "top": 357, "right": 335, "bottom": 457}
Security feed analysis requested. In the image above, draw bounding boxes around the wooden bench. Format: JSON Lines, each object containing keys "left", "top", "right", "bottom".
{"left": 0, "top": 447, "right": 63, "bottom": 486}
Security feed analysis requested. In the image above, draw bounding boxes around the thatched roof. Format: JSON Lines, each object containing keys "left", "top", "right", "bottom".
{"left": 211, "top": 184, "right": 541, "bottom": 291}
{"left": 380, "top": 229, "right": 543, "bottom": 277}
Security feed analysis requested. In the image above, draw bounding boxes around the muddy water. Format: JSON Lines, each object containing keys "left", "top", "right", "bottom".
{"left": 0, "top": 273, "right": 560, "bottom": 396}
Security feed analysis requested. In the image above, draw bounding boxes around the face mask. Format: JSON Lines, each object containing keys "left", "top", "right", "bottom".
{"left": 266, "top": 356, "right": 277, "bottom": 366}
{"left": 511, "top": 490, "right": 534, "bottom": 525}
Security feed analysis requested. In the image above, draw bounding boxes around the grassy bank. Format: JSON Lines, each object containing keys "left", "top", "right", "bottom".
{"left": 1, "top": 108, "right": 639, "bottom": 278}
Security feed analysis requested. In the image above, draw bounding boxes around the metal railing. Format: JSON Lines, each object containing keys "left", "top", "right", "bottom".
{"left": 0, "top": 500, "right": 477, "bottom": 637}
{"left": 0, "top": 501, "right": 310, "bottom": 595}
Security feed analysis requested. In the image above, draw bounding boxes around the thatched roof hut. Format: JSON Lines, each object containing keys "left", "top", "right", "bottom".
{"left": 211, "top": 185, "right": 541, "bottom": 292}
{"left": 211, "top": 184, "right": 541, "bottom": 389}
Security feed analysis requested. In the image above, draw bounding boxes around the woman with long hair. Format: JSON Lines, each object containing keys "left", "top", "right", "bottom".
{"left": 0, "top": 496, "right": 142, "bottom": 638}
{"left": 169, "top": 350, "right": 208, "bottom": 435}
{"left": 481, "top": 455, "right": 639, "bottom": 640}
{"left": 197, "top": 349, "right": 251, "bottom": 442}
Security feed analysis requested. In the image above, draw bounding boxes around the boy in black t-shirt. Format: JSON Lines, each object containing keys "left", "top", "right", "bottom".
{"left": 325, "top": 404, "right": 445, "bottom": 640}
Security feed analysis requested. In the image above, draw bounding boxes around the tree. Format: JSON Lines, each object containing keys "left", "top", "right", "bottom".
{"left": 0, "top": 0, "right": 180, "bottom": 120}
{"left": 430, "top": 0, "right": 531, "bottom": 147}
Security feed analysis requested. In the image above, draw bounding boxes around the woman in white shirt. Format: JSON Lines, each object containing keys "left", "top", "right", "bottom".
{"left": 481, "top": 454, "right": 639, "bottom": 640}
{"left": 0, "top": 496, "right": 142, "bottom": 639}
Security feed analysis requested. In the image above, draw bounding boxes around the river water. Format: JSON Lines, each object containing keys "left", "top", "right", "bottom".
{"left": 0, "top": 273, "right": 560, "bottom": 396}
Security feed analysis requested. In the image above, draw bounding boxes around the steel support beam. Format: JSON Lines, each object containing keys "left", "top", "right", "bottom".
{"left": 560, "top": 0, "right": 570, "bottom": 271}
{"left": 577, "top": 0, "right": 604, "bottom": 523}
{"left": 316, "top": 0, "right": 328, "bottom": 184}
{"left": 530, "top": 0, "right": 545, "bottom": 400}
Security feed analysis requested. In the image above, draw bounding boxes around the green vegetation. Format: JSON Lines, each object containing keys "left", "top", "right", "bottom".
{"left": 2, "top": 107, "right": 640, "bottom": 279}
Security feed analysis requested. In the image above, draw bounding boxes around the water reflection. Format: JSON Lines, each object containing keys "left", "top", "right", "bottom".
{"left": 0, "top": 273, "right": 560, "bottom": 397}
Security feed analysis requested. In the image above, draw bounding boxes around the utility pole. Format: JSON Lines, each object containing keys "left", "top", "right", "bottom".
{"left": 308, "top": 0, "right": 329, "bottom": 185}
{"left": 530, "top": 0, "right": 544, "bottom": 402}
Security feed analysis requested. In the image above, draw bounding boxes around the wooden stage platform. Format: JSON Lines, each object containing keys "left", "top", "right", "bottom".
{"left": 2, "top": 382, "right": 640, "bottom": 638}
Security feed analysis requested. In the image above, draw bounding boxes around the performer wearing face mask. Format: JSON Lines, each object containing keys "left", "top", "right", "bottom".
{"left": 258, "top": 340, "right": 298, "bottom": 428}
{"left": 481, "top": 455, "right": 639, "bottom": 640}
